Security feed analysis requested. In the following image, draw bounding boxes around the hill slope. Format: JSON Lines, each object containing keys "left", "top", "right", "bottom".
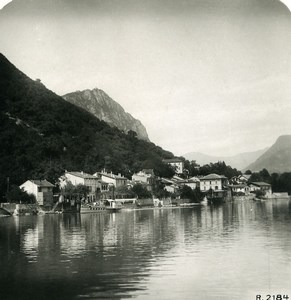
{"left": 0, "top": 53, "right": 174, "bottom": 197}
{"left": 183, "top": 148, "right": 267, "bottom": 171}
{"left": 63, "top": 89, "right": 149, "bottom": 141}
{"left": 246, "top": 135, "right": 291, "bottom": 173}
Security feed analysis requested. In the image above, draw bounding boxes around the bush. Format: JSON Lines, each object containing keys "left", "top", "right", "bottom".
{"left": 132, "top": 183, "right": 152, "bottom": 199}
{"left": 255, "top": 189, "right": 265, "bottom": 199}
{"left": 180, "top": 186, "right": 203, "bottom": 203}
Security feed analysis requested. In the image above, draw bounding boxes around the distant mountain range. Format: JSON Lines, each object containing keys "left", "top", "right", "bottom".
{"left": 183, "top": 148, "right": 268, "bottom": 171}
{"left": 184, "top": 135, "right": 291, "bottom": 174}
{"left": 63, "top": 89, "right": 149, "bottom": 141}
{"left": 245, "top": 135, "right": 291, "bottom": 173}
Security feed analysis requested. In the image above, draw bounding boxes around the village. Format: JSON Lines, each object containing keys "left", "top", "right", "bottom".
{"left": 1, "top": 157, "right": 283, "bottom": 217}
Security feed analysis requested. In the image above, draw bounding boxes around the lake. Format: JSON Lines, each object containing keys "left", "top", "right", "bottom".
{"left": 1, "top": 200, "right": 291, "bottom": 300}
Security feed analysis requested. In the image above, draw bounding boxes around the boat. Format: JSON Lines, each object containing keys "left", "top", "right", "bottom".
{"left": 81, "top": 202, "right": 106, "bottom": 214}
{"left": 105, "top": 199, "right": 123, "bottom": 212}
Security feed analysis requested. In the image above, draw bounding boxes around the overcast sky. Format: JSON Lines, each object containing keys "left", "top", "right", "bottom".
{"left": 0, "top": 0, "right": 290, "bottom": 157}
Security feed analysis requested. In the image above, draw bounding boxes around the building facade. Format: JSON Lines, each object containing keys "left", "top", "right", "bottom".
{"left": 20, "top": 180, "right": 54, "bottom": 208}
{"left": 163, "top": 158, "right": 184, "bottom": 174}
{"left": 200, "top": 174, "right": 228, "bottom": 192}
{"left": 249, "top": 182, "right": 272, "bottom": 197}
{"left": 98, "top": 171, "right": 128, "bottom": 188}
{"left": 59, "top": 171, "right": 109, "bottom": 202}
{"left": 132, "top": 169, "right": 155, "bottom": 191}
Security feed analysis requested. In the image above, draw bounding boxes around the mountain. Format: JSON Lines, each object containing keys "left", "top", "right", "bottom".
{"left": 0, "top": 53, "right": 174, "bottom": 197}
{"left": 63, "top": 89, "right": 149, "bottom": 141}
{"left": 245, "top": 135, "right": 291, "bottom": 173}
{"left": 183, "top": 148, "right": 267, "bottom": 171}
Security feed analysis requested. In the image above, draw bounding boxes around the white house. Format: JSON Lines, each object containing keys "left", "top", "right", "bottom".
{"left": 20, "top": 180, "right": 54, "bottom": 207}
{"left": 229, "top": 184, "right": 249, "bottom": 195}
{"left": 171, "top": 176, "right": 200, "bottom": 190}
{"left": 249, "top": 182, "right": 272, "bottom": 197}
{"left": 163, "top": 158, "right": 184, "bottom": 174}
{"left": 199, "top": 173, "right": 228, "bottom": 192}
{"left": 59, "top": 171, "right": 109, "bottom": 201}
{"left": 238, "top": 174, "right": 251, "bottom": 184}
{"left": 97, "top": 171, "right": 128, "bottom": 188}
{"left": 132, "top": 169, "right": 154, "bottom": 191}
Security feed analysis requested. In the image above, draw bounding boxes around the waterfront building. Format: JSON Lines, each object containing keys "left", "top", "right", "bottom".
{"left": 97, "top": 171, "right": 128, "bottom": 188}
{"left": 237, "top": 174, "right": 251, "bottom": 183}
{"left": 200, "top": 173, "right": 228, "bottom": 192}
{"left": 59, "top": 171, "right": 109, "bottom": 202}
{"left": 164, "top": 184, "right": 180, "bottom": 194}
{"left": 228, "top": 184, "right": 249, "bottom": 195}
{"left": 132, "top": 169, "right": 155, "bottom": 191}
{"left": 172, "top": 176, "right": 200, "bottom": 190}
{"left": 19, "top": 179, "right": 54, "bottom": 208}
{"left": 248, "top": 182, "right": 272, "bottom": 197}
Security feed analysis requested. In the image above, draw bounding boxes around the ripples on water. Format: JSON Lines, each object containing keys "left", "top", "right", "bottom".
{"left": 1, "top": 200, "right": 291, "bottom": 300}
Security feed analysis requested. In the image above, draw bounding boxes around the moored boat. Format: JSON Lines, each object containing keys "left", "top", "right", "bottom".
{"left": 105, "top": 199, "right": 123, "bottom": 212}
{"left": 81, "top": 202, "right": 106, "bottom": 213}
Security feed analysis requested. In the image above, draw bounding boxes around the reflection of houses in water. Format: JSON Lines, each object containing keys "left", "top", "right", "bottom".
{"left": 21, "top": 228, "right": 39, "bottom": 257}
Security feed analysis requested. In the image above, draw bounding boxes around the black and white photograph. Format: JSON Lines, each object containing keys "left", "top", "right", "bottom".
{"left": 0, "top": 0, "right": 291, "bottom": 299}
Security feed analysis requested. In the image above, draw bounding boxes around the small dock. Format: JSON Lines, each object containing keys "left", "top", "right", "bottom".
{"left": 0, "top": 207, "right": 12, "bottom": 217}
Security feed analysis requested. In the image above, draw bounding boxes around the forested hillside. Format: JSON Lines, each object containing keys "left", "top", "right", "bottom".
{"left": 0, "top": 54, "right": 174, "bottom": 199}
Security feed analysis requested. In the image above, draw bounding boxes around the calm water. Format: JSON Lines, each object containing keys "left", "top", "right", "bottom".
{"left": 1, "top": 200, "right": 291, "bottom": 300}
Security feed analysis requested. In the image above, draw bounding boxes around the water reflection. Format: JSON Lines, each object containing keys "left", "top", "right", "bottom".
{"left": 0, "top": 200, "right": 291, "bottom": 300}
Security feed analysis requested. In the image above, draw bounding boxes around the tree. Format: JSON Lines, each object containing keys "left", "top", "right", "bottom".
{"left": 180, "top": 185, "right": 203, "bottom": 203}
{"left": 132, "top": 183, "right": 152, "bottom": 199}
{"left": 61, "top": 183, "right": 89, "bottom": 200}
{"left": 255, "top": 189, "right": 265, "bottom": 199}
{"left": 115, "top": 185, "right": 135, "bottom": 198}
{"left": 259, "top": 168, "right": 271, "bottom": 183}
{"left": 6, "top": 185, "right": 35, "bottom": 204}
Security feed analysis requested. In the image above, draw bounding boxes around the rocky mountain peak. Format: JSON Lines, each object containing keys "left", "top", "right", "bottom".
{"left": 62, "top": 88, "right": 150, "bottom": 141}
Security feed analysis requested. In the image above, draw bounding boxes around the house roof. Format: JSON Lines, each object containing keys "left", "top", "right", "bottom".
{"left": 239, "top": 174, "right": 251, "bottom": 180}
{"left": 229, "top": 184, "right": 247, "bottom": 188}
{"left": 30, "top": 180, "right": 54, "bottom": 187}
{"left": 161, "top": 178, "right": 175, "bottom": 184}
{"left": 188, "top": 176, "right": 200, "bottom": 182}
{"left": 163, "top": 158, "right": 183, "bottom": 163}
{"left": 172, "top": 175, "right": 184, "bottom": 181}
{"left": 101, "top": 173, "right": 126, "bottom": 180}
{"left": 200, "top": 173, "right": 227, "bottom": 180}
{"left": 66, "top": 171, "right": 98, "bottom": 179}
{"left": 250, "top": 182, "right": 271, "bottom": 187}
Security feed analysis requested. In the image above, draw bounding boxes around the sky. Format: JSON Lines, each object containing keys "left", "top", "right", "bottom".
{"left": 0, "top": 0, "right": 290, "bottom": 157}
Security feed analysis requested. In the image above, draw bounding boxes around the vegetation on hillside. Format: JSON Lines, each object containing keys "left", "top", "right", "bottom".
{"left": 0, "top": 54, "right": 174, "bottom": 200}
{"left": 183, "top": 160, "right": 241, "bottom": 179}
{"left": 247, "top": 169, "right": 291, "bottom": 195}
